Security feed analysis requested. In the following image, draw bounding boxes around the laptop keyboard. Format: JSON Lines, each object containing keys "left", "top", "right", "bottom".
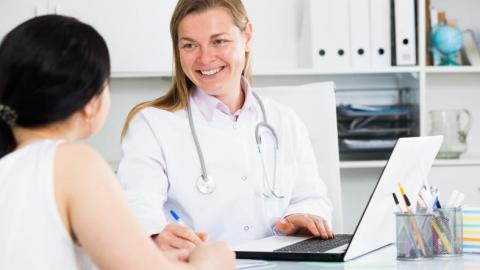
{"left": 274, "top": 234, "right": 352, "bottom": 253}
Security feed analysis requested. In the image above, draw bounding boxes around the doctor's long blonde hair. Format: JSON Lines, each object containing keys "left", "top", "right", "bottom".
{"left": 121, "top": 0, "right": 252, "bottom": 138}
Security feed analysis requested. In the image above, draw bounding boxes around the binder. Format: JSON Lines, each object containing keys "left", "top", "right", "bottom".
{"left": 462, "top": 30, "right": 480, "bottom": 66}
{"left": 298, "top": 0, "right": 331, "bottom": 69}
{"left": 330, "top": 0, "right": 351, "bottom": 69}
{"left": 349, "top": 0, "right": 371, "bottom": 68}
{"left": 391, "top": 0, "right": 418, "bottom": 66}
{"left": 370, "top": 0, "right": 391, "bottom": 67}
{"left": 429, "top": 5, "right": 442, "bottom": 66}
{"left": 298, "top": 0, "right": 350, "bottom": 69}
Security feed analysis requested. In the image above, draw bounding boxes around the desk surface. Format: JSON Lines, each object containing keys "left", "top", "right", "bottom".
{"left": 236, "top": 245, "right": 480, "bottom": 269}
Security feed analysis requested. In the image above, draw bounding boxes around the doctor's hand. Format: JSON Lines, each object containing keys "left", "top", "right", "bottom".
{"left": 274, "top": 214, "right": 334, "bottom": 239}
{"left": 152, "top": 223, "right": 208, "bottom": 250}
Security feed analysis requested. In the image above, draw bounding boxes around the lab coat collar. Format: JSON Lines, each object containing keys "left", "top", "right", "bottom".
{"left": 191, "top": 77, "right": 256, "bottom": 122}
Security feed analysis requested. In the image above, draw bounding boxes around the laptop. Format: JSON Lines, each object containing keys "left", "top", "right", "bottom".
{"left": 234, "top": 136, "right": 443, "bottom": 262}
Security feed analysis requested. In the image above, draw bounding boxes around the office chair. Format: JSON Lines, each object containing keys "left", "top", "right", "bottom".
{"left": 255, "top": 81, "right": 343, "bottom": 233}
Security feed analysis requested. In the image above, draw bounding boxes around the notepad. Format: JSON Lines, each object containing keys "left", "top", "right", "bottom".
{"left": 463, "top": 206, "right": 480, "bottom": 253}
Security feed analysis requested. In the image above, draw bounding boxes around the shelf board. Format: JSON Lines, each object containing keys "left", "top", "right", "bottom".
{"left": 340, "top": 160, "right": 388, "bottom": 169}
{"left": 340, "top": 156, "right": 480, "bottom": 169}
{"left": 110, "top": 67, "right": 421, "bottom": 79}
{"left": 253, "top": 67, "right": 421, "bottom": 76}
{"left": 425, "top": 66, "right": 480, "bottom": 74}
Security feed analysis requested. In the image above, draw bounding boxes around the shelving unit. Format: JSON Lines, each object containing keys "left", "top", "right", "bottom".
{"left": 4, "top": 0, "right": 477, "bottom": 234}
{"left": 425, "top": 66, "right": 480, "bottom": 73}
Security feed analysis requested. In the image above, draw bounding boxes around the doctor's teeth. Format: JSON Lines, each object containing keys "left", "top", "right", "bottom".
{"left": 201, "top": 68, "right": 221, "bottom": 75}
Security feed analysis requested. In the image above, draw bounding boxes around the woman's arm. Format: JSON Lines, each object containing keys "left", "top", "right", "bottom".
{"left": 54, "top": 143, "right": 233, "bottom": 270}
{"left": 274, "top": 112, "right": 334, "bottom": 238}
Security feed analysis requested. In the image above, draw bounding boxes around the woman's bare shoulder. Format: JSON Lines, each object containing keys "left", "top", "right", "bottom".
{"left": 55, "top": 142, "right": 113, "bottom": 183}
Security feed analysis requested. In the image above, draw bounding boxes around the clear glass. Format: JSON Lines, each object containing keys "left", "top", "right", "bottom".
{"left": 429, "top": 109, "right": 472, "bottom": 159}
{"left": 396, "top": 213, "right": 434, "bottom": 260}
{"left": 432, "top": 208, "right": 463, "bottom": 256}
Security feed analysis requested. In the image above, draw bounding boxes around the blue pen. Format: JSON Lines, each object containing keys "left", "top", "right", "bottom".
{"left": 170, "top": 210, "right": 187, "bottom": 227}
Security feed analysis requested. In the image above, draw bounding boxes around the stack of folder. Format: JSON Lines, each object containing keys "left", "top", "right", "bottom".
{"left": 463, "top": 207, "right": 480, "bottom": 253}
{"left": 298, "top": 0, "right": 417, "bottom": 69}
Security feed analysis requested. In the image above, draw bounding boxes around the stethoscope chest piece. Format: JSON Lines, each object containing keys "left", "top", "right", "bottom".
{"left": 196, "top": 175, "right": 215, "bottom": 194}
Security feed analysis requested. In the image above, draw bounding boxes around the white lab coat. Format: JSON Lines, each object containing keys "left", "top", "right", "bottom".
{"left": 117, "top": 93, "right": 332, "bottom": 245}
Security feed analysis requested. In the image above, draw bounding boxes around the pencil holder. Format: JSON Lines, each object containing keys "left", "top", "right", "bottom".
{"left": 396, "top": 213, "right": 434, "bottom": 260}
{"left": 432, "top": 207, "right": 463, "bottom": 256}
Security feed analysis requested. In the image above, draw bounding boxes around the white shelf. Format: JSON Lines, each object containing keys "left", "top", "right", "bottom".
{"left": 340, "top": 160, "right": 388, "bottom": 169}
{"left": 106, "top": 66, "right": 480, "bottom": 78}
{"left": 110, "top": 67, "right": 421, "bottom": 79}
{"left": 425, "top": 66, "right": 480, "bottom": 74}
{"left": 252, "top": 67, "right": 421, "bottom": 76}
{"left": 340, "top": 156, "right": 480, "bottom": 169}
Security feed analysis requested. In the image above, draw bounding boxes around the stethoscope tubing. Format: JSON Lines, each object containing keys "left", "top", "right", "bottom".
{"left": 186, "top": 91, "right": 283, "bottom": 198}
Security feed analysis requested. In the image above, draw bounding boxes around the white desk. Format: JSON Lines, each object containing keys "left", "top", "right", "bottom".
{"left": 236, "top": 245, "right": 480, "bottom": 269}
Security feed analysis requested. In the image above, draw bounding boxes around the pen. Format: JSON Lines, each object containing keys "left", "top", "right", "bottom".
{"left": 398, "top": 183, "right": 428, "bottom": 256}
{"left": 453, "top": 193, "right": 464, "bottom": 208}
{"left": 170, "top": 210, "right": 187, "bottom": 227}
{"left": 393, "top": 192, "right": 419, "bottom": 256}
{"left": 435, "top": 197, "right": 442, "bottom": 209}
{"left": 447, "top": 190, "right": 459, "bottom": 208}
{"left": 429, "top": 188, "right": 454, "bottom": 253}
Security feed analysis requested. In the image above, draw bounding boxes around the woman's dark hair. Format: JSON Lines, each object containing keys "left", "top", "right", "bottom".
{"left": 0, "top": 15, "right": 110, "bottom": 158}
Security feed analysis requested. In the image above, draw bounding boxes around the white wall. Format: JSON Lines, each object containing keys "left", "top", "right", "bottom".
{"left": 84, "top": 78, "right": 169, "bottom": 167}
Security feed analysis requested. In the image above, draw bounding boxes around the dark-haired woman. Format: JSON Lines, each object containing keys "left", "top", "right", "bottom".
{"left": 0, "top": 15, "right": 233, "bottom": 270}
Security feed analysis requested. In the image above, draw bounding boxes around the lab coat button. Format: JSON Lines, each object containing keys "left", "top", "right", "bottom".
{"left": 244, "top": 225, "right": 250, "bottom": 231}
{"left": 241, "top": 176, "right": 247, "bottom": 181}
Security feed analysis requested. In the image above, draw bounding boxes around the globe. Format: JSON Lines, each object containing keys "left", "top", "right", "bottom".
{"left": 432, "top": 25, "right": 463, "bottom": 55}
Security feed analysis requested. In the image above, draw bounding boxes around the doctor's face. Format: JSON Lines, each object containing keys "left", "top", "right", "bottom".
{"left": 177, "top": 7, "right": 252, "bottom": 97}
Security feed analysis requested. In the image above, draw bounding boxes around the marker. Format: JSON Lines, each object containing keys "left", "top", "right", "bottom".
{"left": 170, "top": 210, "right": 187, "bottom": 227}
{"left": 392, "top": 193, "right": 404, "bottom": 213}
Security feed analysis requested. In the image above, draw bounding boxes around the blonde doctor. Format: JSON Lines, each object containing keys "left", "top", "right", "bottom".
{"left": 118, "top": 0, "right": 333, "bottom": 250}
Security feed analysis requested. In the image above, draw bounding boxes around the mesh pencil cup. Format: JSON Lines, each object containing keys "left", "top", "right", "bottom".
{"left": 432, "top": 207, "right": 463, "bottom": 256}
{"left": 396, "top": 213, "right": 433, "bottom": 260}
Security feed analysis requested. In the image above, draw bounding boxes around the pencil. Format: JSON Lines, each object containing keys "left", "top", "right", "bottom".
{"left": 431, "top": 219, "right": 454, "bottom": 253}
{"left": 393, "top": 193, "right": 420, "bottom": 257}
{"left": 398, "top": 183, "right": 428, "bottom": 256}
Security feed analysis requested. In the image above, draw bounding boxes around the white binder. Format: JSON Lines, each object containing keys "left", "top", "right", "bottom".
{"left": 298, "top": 0, "right": 331, "bottom": 69}
{"left": 392, "top": 0, "right": 417, "bottom": 66}
{"left": 330, "top": 0, "right": 351, "bottom": 69}
{"left": 349, "top": 0, "right": 371, "bottom": 68}
{"left": 298, "top": 0, "right": 350, "bottom": 69}
{"left": 369, "top": 0, "right": 391, "bottom": 67}
{"left": 463, "top": 31, "right": 480, "bottom": 66}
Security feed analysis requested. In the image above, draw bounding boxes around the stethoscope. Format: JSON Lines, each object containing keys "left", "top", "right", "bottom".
{"left": 186, "top": 91, "right": 285, "bottom": 199}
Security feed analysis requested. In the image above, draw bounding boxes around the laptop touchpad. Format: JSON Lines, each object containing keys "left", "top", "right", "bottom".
{"left": 234, "top": 236, "right": 311, "bottom": 252}
{"left": 324, "top": 243, "right": 349, "bottom": 253}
